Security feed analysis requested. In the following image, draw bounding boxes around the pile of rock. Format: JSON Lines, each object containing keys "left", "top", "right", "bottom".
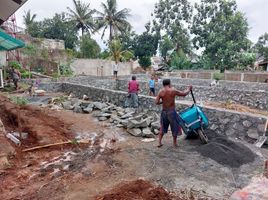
{"left": 61, "top": 98, "right": 161, "bottom": 138}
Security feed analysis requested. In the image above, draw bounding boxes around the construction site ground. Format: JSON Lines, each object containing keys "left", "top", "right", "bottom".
{"left": 0, "top": 92, "right": 267, "bottom": 200}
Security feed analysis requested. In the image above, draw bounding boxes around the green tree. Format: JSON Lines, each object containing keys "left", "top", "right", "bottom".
{"left": 40, "top": 13, "right": 78, "bottom": 49}
{"left": 191, "top": 0, "right": 250, "bottom": 72}
{"left": 23, "top": 10, "right": 37, "bottom": 33}
{"left": 159, "top": 35, "right": 175, "bottom": 62}
{"left": 169, "top": 50, "right": 192, "bottom": 70}
{"left": 109, "top": 39, "right": 133, "bottom": 63}
{"left": 96, "top": 0, "right": 131, "bottom": 41}
{"left": 133, "top": 32, "right": 158, "bottom": 58}
{"left": 255, "top": 33, "right": 268, "bottom": 60}
{"left": 78, "top": 34, "right": 101, "bottom": 58}
{"left": 152, "top": 0, "right": 193, "bottom": 55}
{"left": 138, "top": 56, "right": 151, "bottom": 69}
{"left": 67, "top": 0, "right": 96, "bottom": 36}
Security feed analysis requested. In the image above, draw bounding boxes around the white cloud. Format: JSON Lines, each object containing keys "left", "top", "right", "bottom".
{"left": 14, "top": 0, "right": 268, "bottom": 46}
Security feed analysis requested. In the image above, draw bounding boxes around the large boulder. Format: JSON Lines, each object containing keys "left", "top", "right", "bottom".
{"left": 94, "top": 102, "right": 107, "bottom": 110}
{"left": 61, "top": 101, "right": 74, "bottom": 110}
{"left": 73, "top": 104, "right": 83, "bottom": 113}
{"left": 83, "top": 106, "right": 93, "bottom": 114}
{"left": 127, "top": 128, "right": 142, "bottom": 137}
{"left": 142, "top": 128, "right": 155, "bottom": 138}
{"left": 127, "top": 119, "right": 148, "bottom": 129}
{"left": 151, "top": 121, "right": 160, "bottom": 130}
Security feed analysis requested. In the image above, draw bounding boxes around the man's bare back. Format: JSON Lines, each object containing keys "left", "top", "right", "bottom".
{"left": 156, "top": 86, "right": 192, "bottom": 110}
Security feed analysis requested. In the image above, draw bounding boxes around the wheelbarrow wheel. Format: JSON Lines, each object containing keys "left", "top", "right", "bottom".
{"left": 197, "top": 128, "right": 208, "bottom": 144}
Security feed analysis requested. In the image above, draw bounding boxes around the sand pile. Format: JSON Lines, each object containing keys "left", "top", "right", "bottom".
{"left": 197, "top": 137, "right": 256, "bottom": 168}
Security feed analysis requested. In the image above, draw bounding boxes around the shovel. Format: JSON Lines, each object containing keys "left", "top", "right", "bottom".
{"left": 255, "top": 120, "right": 268, "bottom": 148}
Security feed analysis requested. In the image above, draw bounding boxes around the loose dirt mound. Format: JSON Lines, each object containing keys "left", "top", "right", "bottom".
{"left": 197, "top": 137, "right": 256, "bottom": 168}
{"left": 0, "top": 94, "right": 70, "bottom": 148}
{"left": 96, "top": 179, "right": 177, "bottom": 200}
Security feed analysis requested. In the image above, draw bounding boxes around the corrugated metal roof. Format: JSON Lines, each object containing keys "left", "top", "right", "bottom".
{"left": 0, "top": 0, "right": 28, "bottom": 25}
{"left": 0, "top": 30, "right": 25, "bottom": 51}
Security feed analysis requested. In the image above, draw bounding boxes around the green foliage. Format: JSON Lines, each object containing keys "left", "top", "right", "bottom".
{"left": 23, "top": 10, "right": 37, "bottom": 34}
{"left": 59, "top": 63, "right": 74, "bottom": 76}
{"left": 99, "top": 50, "right": 110, "bottom": 59}
{"left": 197, "top": 55, "right": 215, "bottom": 70}
{"left": 191, "top": 0, "right": 250, "bottom": 72}
{"left": 109, "top": 39, "right": 133, "bottom": 63}
{"left": 27, "top": 13, "right": 78, "bottom": 49}
{"left": 10, "top": 96, "right": 28, "bottom": 106}
{"left": 169, "top": 50, "right": 192, "bottom": 70}
{"left": 159, "top": 35, "right": 175, "bottom": 62}
{"left": 8, "top": 61, "right": 22, "bottom": 69}
{"left": 255, "top": 33, "right": 268, "bottom": 60}
{"left": 133, "top": 32, "right": 159, "bottom": 58}
{"left": 96, "top": 0, "right": 131, "bottom": 41}
{"left": 78, "top": 34, "right": 101, "bottom": 58}
{"left": 21, "top": 71, "right": 32, "bottom": 79}
{"left": 138, "top": 56, "right": 151, "bottom": 69}
{"left": 236, "top": 52, "right": 256, "bottom": 70}
{"left": 213, "top": 73, "right": 224, "bottom": 81}
{"left": 67, "top": 0, "right": 96, "bottom": 36}
{"left": 22, "top": 44, "right": 37, "bottom": 57}
{"left": 152, "top": 0, "right": 193, "bottom": 55}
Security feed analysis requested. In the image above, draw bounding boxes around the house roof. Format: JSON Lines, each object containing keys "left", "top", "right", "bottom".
{"left": 0, "top": 0, "right": 28, "bottom": 25}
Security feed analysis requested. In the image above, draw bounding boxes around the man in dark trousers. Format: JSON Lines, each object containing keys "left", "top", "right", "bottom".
{"left": 155, "top": 79, "right": 192, "bottom": 148}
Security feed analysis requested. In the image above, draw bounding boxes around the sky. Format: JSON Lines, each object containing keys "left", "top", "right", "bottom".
{"left": 15, "top": 0, "right": 268, "bottom": 48}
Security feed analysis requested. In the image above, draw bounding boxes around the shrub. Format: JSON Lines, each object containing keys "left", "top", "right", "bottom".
{"left": 213, "top": 73, "right": 224, "bottom": 81}
{"left": 138, "top": 56, "right": 151, "bottom": 69}
{"left": 9, "top": 61, "right": 22, "bottom": 69}
{"left": 21, "top": 71, "right": 32, "bottom": 79}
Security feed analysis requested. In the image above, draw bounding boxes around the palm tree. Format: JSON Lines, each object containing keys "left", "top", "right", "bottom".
{"left": 96, "top": 0, "right": 131, "bottom": 41}
{"left": 109, "top": 39, "right": 133, "bottom": 63}
{"left": 67, "top": 0, "right": 96, "bottom": 36}
{"left": 23, "top": 10, "right": 37, "bottom": 30}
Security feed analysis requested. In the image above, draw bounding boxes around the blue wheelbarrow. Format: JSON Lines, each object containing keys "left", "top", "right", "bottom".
{"left": 178, "top": 90, "right": 209, "bottom": 144}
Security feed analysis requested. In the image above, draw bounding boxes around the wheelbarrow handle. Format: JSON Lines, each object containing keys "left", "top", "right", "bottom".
{"left": 190, "top": 89, "right": 196, "bottom": 104}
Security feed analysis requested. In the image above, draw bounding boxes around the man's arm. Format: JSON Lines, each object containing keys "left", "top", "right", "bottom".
{"left": 155, "top": 91, "right": 162, "bottom": 105}
{"left": 173, "top": 85, "right": 192, "bottom": 97}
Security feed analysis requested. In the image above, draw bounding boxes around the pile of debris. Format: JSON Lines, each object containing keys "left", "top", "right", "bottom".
{"left": 60, "top": 97, "right": 161, "bottom": 138}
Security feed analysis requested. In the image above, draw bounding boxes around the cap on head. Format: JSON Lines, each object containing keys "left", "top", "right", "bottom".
{"left": 163, "top": 79, "right": 171, "bottom": 86}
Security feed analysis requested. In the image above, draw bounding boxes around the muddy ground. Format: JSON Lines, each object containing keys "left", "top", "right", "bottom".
{"left": 0, "top": 93, "right": 267, "bottom": 200}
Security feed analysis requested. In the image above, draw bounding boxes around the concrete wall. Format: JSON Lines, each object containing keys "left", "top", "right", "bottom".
{"left": 169, "top": 70, "right": 268, "bottom": 83}
{"left": 71, "top": 59, "right": 133, "bottom": 76}
{"left": 39, "top": 82, "right": 268, "bottom": 141}
{"left": 0, "top": 51, "right": 6, "bottom": 68}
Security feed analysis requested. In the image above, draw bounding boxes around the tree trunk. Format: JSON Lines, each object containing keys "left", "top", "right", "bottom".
{"left": 109, "top": 24, "right": 113, "bottom": 41}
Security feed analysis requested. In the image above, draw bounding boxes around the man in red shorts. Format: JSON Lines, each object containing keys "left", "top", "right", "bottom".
{"left": 155, "top": 79, "right": 192, "bottom": 148}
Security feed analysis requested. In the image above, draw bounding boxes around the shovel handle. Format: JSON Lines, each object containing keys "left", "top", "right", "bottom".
{"left": 190, "top": 89, "right": 196, "bottom": 104}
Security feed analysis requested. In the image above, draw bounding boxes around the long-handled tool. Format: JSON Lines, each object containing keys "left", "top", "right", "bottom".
{"left": 255, "top": 120, "right": 268, "bottom": 148}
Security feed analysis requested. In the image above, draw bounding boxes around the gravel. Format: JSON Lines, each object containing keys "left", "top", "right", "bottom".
{"left": 197, "top": 137, "right": 256, "bottom": 168}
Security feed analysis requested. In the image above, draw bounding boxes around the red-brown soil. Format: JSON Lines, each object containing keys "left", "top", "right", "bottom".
{"left": 0, "top": 94, "right": 71, "bottom": 148}
{"left": 96, "top": 179, "right": 178, "bottom": 200}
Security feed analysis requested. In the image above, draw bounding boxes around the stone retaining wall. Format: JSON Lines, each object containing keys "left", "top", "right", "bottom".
{"left": 118, "top": 75, "right": 268, "bottom": 92}
{"left": 39, "top": 82, "right": 268, "bottom": 142}
{"left": 57, "top": 76, "right": 268, "bottom": 111}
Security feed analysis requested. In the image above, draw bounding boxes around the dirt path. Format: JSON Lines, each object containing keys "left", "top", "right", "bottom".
{"left": 0, "top": 94, "right": 267, "bottom": 200}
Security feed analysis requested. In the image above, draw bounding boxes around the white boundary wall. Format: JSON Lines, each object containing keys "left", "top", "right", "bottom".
{"left": 71, "top": 59, "right": 133, "bottom": 76}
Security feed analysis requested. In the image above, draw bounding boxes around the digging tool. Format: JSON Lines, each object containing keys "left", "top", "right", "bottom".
{"left": 255, "top": 120, "right": 268, "bottom": 148}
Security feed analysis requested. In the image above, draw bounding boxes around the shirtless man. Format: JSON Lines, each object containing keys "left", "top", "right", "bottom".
{"left": 155, "top": 79, "right": 192, "bottom": 147}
